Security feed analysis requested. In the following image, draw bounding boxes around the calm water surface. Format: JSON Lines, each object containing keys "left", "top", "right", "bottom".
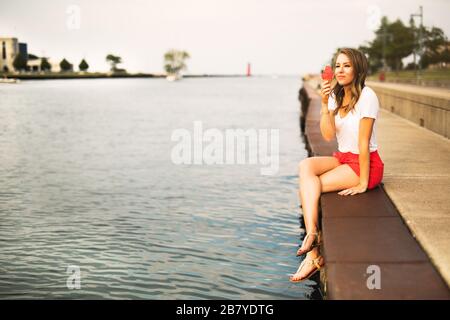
{"left": 0, "top": 77, "right": 318, "bottom": 299}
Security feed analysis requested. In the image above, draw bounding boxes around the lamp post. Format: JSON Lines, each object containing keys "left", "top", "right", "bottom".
{"left": 410, "top": 6, "right": 423, "bottom": 82}
{"left": 380, "top": 27, "right": 391, "bottom": 73}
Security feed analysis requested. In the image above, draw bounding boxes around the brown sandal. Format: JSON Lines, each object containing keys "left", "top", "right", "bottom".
{"left": 296, "top": 231, "right": 322, "bottom": 256}
{"left": 289, "top": 256, "right": 324, "bottom": 283}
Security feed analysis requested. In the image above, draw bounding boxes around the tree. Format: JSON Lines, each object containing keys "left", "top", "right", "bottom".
{"left": 79, "top": 59, "right": 89, "bottom": 72}
{"left": 440, "top": 45, "right": 450, "bottom": 66}
{"left": 106, "top": 54, "right": 122, "bottom": 72}
{"left": 362, "top": 16, "right": 415, "bottom": 73}
{"left": 60, "top": 58, "right": 73, "bottom": 72}
{"left": 13, "top": 53, "right": 28, "bottom": 71}
{"left": 424, "top": 27, "right": 446, "bottom": 52}
{"left": 419, "top": 27, "right": 448, "bottom": 68}
{"left": 41, "top": 58, "right": 51, "bottom": 72}
{"left": 164, "top": 49, "right": 190, "bottom": 75}
{"left": 382, "top": 18, "right": 414, "bottom": 71}
{"left": 361, "top": 15, "right": 450, "bottom": 72}
{"left": 358, "top": 44, "right": 383, "bottom": 74}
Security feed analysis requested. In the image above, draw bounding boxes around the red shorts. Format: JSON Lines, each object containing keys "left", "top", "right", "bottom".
{"left": 332, "top": 150, "right": 384, "bottom": 190}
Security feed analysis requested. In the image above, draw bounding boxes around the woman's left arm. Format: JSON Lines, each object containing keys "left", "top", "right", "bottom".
{"left": 338, "top": 117, "right": 374, "bottom": 196}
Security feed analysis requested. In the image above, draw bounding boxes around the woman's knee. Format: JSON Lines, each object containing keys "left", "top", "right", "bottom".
{"left": 298, "top": 158, "right": 314, "bottom": 175}
{"left": 298, "top": 158, "right": 309, "bottom": 173}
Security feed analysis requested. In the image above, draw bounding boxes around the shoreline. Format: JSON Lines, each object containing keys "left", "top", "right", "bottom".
{"left": 2, "top": 73, "right": 251, "bottom": 80}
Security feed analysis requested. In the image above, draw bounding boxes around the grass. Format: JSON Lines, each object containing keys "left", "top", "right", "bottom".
{"left": 368, "top": 68, "right": 450, "bottom": 80}
{"left": 367, "top": 68, "right": 450, "bottom": 88}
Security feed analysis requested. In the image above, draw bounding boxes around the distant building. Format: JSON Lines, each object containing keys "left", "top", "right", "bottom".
{"left": 1, "top": 37, "right": 18, "bottom": 72}
{"left": 19, "top": 42, "right": 28, "bottom": 59}
{"left": 1, "top": 37, "right": 29, "bottom": 72}
{"left": 27, "top": 56, "right": 43, "bottom": 72}
{"left": 50, "top": 60, "right": 61, "bottom": 72}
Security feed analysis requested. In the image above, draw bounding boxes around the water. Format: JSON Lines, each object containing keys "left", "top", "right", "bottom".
{"left": 0, "top": 77, "right": 317, "bottom": 299}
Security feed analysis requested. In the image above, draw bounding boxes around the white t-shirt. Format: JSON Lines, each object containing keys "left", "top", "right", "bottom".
{"left": 328, "top": 86, "right": 379, "bottom": 154}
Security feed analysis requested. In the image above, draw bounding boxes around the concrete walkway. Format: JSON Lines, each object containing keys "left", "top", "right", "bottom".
{"left": 376, "top": 107, "right": 450, "bottom": 285}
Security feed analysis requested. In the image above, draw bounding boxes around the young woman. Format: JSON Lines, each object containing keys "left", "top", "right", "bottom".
{"left": 290, "top": 48, "right": 384, "bottom": 282}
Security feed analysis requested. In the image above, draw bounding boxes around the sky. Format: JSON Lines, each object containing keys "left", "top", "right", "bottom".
{"left": 1, "top": 0, "right": 449, "bottom": 75}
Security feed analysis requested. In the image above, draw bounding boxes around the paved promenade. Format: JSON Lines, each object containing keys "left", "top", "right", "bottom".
{"left": 376, "top": 102, "right": 450, "bottom": 285}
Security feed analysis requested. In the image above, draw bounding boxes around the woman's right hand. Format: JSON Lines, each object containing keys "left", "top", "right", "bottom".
{"left": 320, "top": 80, "right": 331, "bottom": 105}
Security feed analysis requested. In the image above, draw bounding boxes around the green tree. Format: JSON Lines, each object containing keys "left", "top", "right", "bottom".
{"left": 164, "top": 49, "right": 190, "bottom": 75}
{"left": 60, "top": 58, "right": 73, "bottom": 72}
{"left": 362, "top": 16, "right": 450, "bottom": 72}
{"left": 13, "top": 53, "right": 28, "bottom": 71}
{"left": 362, "top": 17, "right": 415, "bottom": 73}
{"left": 106, "top": 54, "right": 122, "bottom": 72}
{"left": 440, "top": 45, "right": 450, "bottom": 65}
{"left": 418, "top": 27, "right": 448, "bottom": 68}
{"left": 438, "top": 42, "right": 450, "bottom": 65}
{"left": 358, "top": 44, "right": 383, "bottom": 74}
{"left": 41, "top": 58, "right": 51, "bottom": 72}
{"left": 384, "top": 18, "right": 414, "bottom": 71}
{"left": 79, "top": 59, "right": 89, "bottom": 72}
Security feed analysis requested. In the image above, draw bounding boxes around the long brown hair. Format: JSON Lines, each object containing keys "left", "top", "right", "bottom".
{"left": 330, "top": 48, "right": 368, "bottom": 116}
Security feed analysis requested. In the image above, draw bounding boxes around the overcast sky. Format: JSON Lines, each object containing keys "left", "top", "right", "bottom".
{"left": 1, "top": 0, "right": 449, "bottom": 75}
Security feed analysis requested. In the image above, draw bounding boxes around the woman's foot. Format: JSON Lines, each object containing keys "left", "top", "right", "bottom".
{"left": 289, "top": 254, "right": 324, "bottom": 282}
{"left": 296, "top": 231, "right": 321, "bottom": 256}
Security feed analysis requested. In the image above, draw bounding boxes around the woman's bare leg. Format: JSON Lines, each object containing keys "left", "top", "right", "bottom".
{"left": 297, "top": 157, "right": 340, "bottom": 246}
{"left": 291, "top": 163, "right": 360, "bottom": 281}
